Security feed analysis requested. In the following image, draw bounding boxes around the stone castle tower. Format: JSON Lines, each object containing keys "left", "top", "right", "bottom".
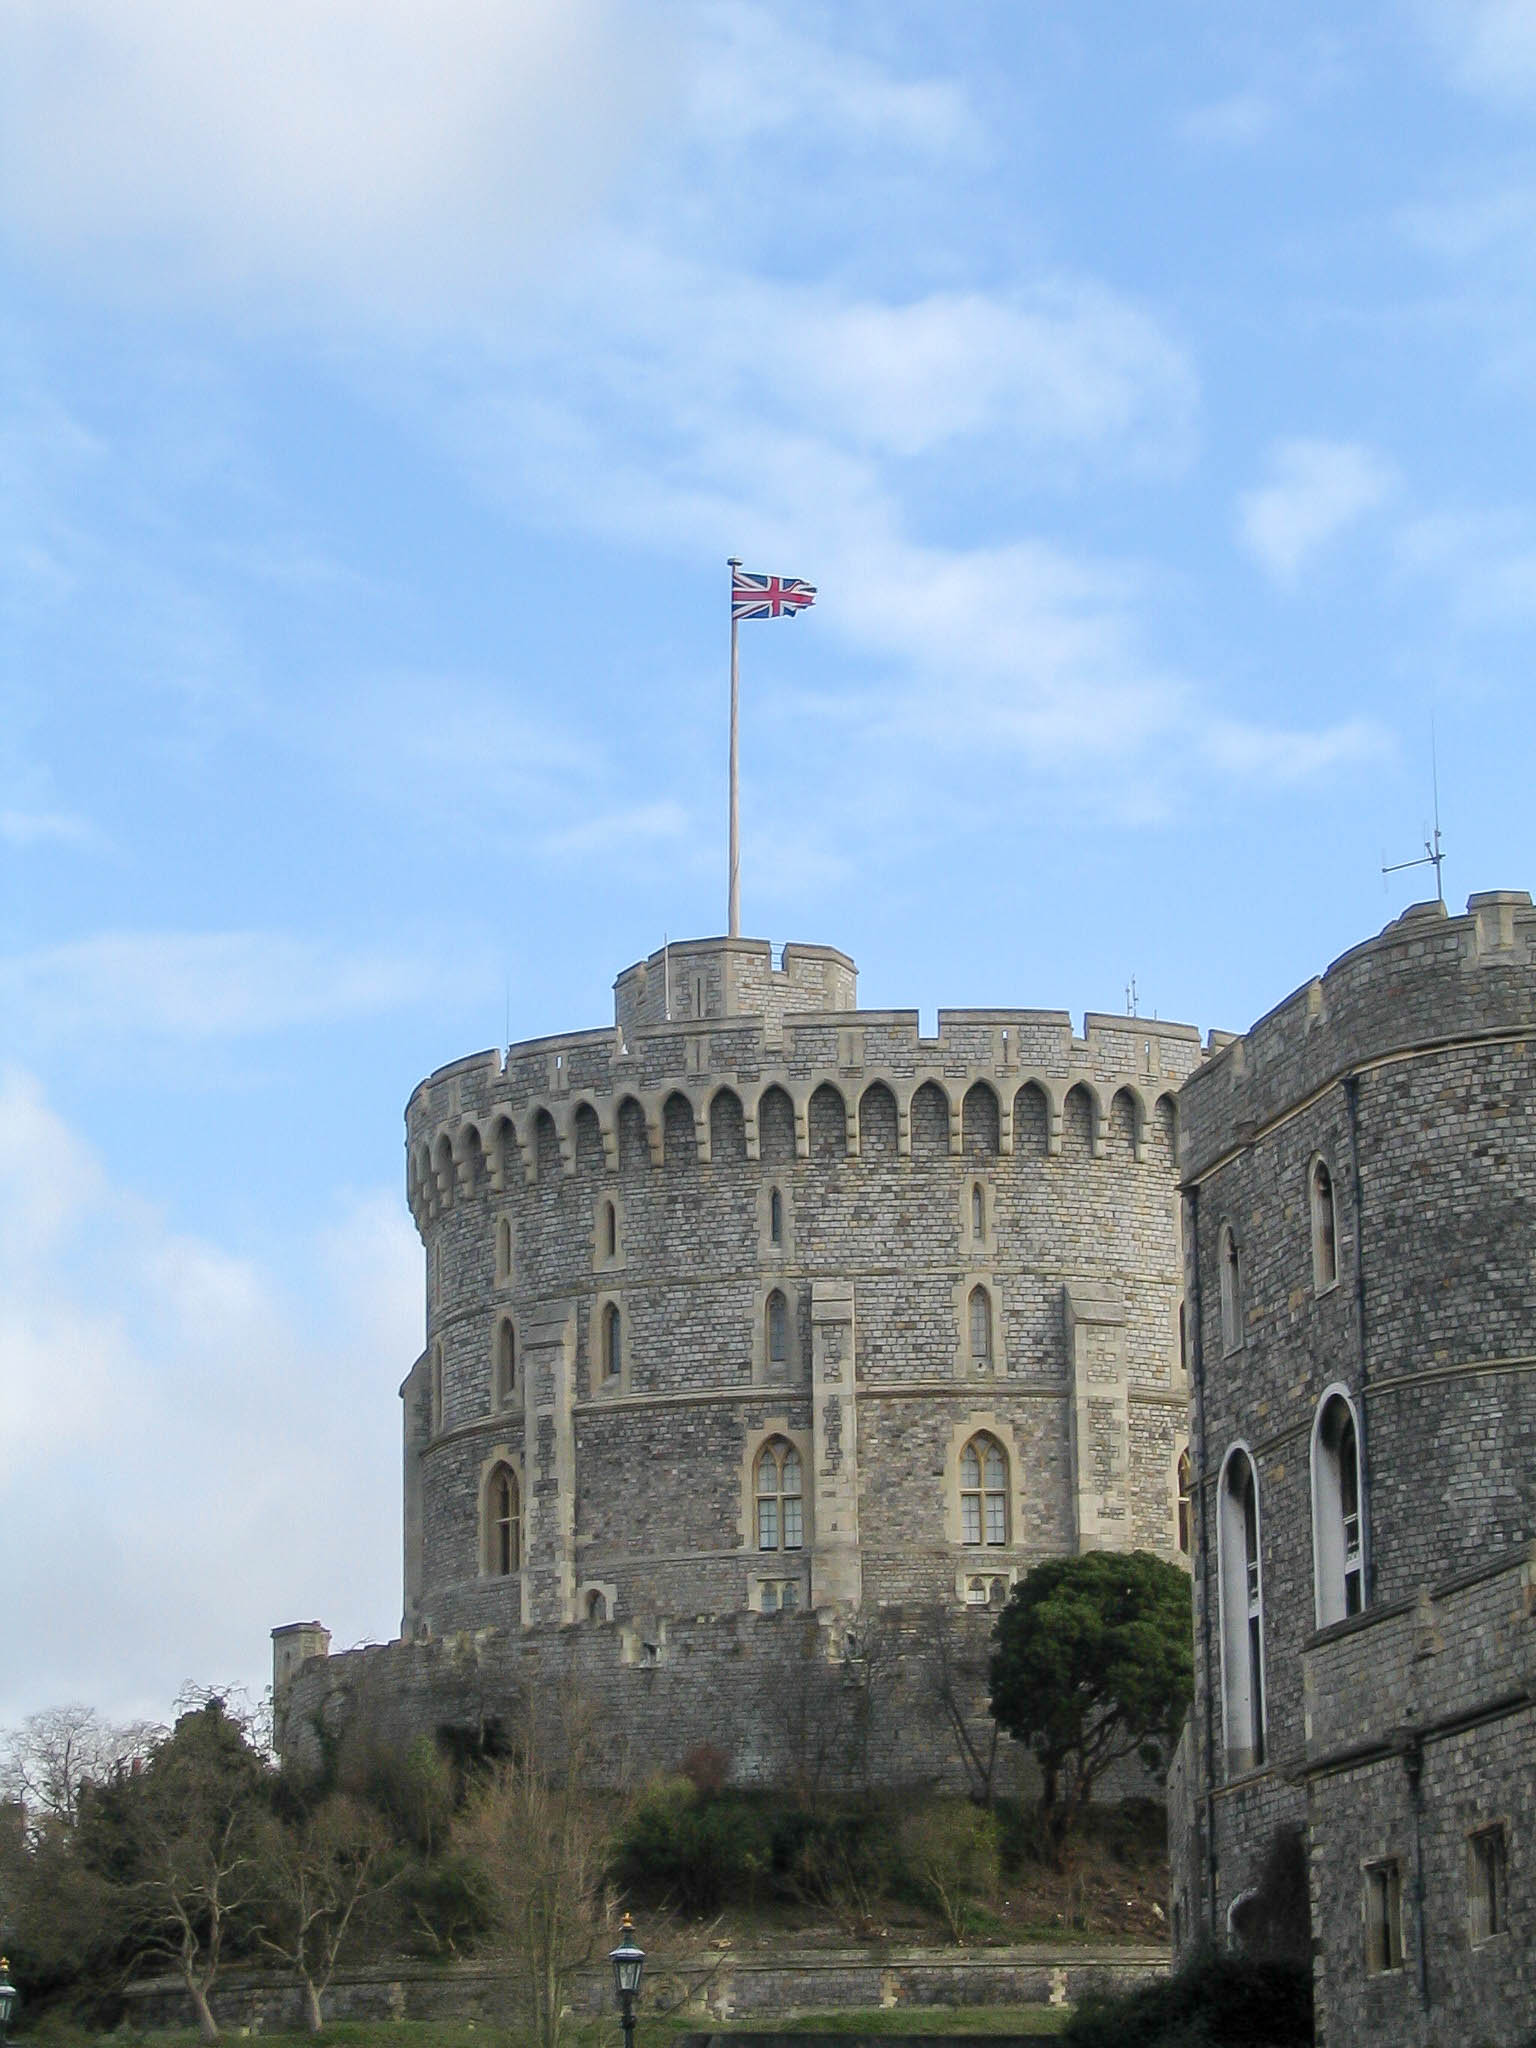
{"left": 1169, "top": 892, "right": 1536, "bottom": 2047}
{"left": 273, "top": 932, "right": 1206, "bottom": 1784}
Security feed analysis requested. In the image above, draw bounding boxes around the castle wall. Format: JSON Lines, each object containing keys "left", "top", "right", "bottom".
{"left": 1304, "top": 1554, "right": 1536, "bottom": 2048}
{"left": 275, "top": 1600, "right": 1163, "bottom": 1803}
{"left": 1175, "top": 892, "right": 1536, "bottom": 2046}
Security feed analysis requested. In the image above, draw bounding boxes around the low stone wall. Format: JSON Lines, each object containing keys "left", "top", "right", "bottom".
{"left": 121, "top": 1945, "right": 1169, "bottom": 2033}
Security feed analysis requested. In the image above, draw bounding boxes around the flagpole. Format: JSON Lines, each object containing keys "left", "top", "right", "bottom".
{"left": 727, "top": 556, "right": 741, "bottom": 938}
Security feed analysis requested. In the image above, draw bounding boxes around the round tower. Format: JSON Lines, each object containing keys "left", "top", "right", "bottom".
{"left": 400, "top": 934, "right": 1203, "bottom": 1646}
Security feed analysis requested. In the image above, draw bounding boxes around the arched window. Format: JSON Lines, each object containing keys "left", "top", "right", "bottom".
{"left": 1177, "top": 1448, "right": 1193, "bottom": 1556}
{"left": 766, "top": 1290, "right": 790, "bottom": 1374}
{"left": 960, "top": 1433, "right": 1008, "bottom": 1546}
{"left": 586, "top": 1589, "right": 607, "bottom": 1622}
{"left": 495, "top": 1216, "right": 512, "bottom": 1285}
{"left": 430, "top": 1341, "right": 444, "bottom": 1434}
{"left": 755, "top": 1439, "right": 803, "bottom": 1551}
{"left": 968, "top": 1285, "right": 992, "bottom": 1370}
{"left": 1311, "top": 1160, "right": 1338, "bottom": 1292}
{"left": 603, "top": 1200, "right": 618, "bottom": 1262}
{"left": 971, "top": 1182, "right": 985, "bottom": 1242}
{"left": 495, "top": 1320, "right": 516, "bottom": 1407}
{"left": 769, "top": 1187, "right": 784, "bottom": 1246}
{"left": 488, "top": 1465, "right": 520, "bottom": 1576}
{"left": 1312, "top": 1392, "right": 1364, "bottom": 1624}
{"left": 1218, "top": 1449, "right": 1265, "bottom": 1772}
{"left": 1219, "top": 1227, "right": 1243, "bottom": 1354}
{"left": 601, "top": 1302, "right": 621, "bottom": 1382}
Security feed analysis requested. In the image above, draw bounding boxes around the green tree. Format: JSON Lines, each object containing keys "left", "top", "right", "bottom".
{"left": 988, "top": 1551, "right": 1192, "bottom": 1861}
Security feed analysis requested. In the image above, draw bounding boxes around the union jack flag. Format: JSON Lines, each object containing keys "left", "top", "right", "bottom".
{"left": 731, "top": 568, "right": 817, "bottom": 621}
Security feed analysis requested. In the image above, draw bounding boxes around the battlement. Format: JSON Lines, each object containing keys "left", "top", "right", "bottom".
{"left": 403, "top": 945, "right": 1207, "bottom": 1229}
{"left": 1180, "top": 889, "right": 1536, "bottom": 1179}
{"left": 614, "top": 936, "right": 857, "bottom": 1036}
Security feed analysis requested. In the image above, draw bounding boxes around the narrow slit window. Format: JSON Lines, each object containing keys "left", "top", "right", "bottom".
{"left": 495, "top": 1320, "right": 516, "bottom": 1407}
{"left": 767, "top": 1290, "right": 790, "bottom": 1373}
{"left": 1312, "top": 1160, "right": 1338, "bottom": 1291}
{"left": 1469, "top": 1826, "right": 1507, "bottom": 1944}
{"left": 1312, "top": 1394, "right": 1365, "bottom": 1624}
{"left": 495, "top": 1216, "right": 512, "bottom": 1285}
{"left": 604, "top": 1201, "right": 618, "bottom": 1261}
{"left": 968, "top": 1285, "right": 992, "bottom": 1370}
{"left": 971, "top": 1182, "right": 985, "bottom": 1241}
{"left": 602, "top": 1301, "right": 621, "bottom": 1382}
{"left": 1364, "top": 1861, "right": 1403, "bottom": 1974}
{"left": 1219, "top": 1227, "right": 1243, "bottom": 1353}
{"left": 769, "top": 1187, "right": 784, "bottom": 1246}
{"left": 1218, "top": 1448, "right": 1265, "bottom": 1771}
{"left": 1177, "top": 1448, "right": 1193, "bottom": 1556}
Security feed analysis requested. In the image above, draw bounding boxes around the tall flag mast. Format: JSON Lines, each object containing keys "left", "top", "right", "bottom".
{"left": 727, "top": 559, "right": 817, "bottom": 936}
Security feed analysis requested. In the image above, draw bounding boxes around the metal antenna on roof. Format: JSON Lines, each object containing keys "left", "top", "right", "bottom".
{"left": 1382, "top": 712, "right": 1446, "bottom": 905}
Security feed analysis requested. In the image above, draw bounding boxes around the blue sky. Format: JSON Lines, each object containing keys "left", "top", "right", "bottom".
{"left": 4, "top": 0, "right": 1534, "bottom": 1730}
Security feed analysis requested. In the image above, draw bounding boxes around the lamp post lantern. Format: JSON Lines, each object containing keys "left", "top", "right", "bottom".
{"left": 0, "top": 1958, "right": 17, "bottom": 2042}
{"left": 609, "top": 1914, "right": 645, "bottom": 2048}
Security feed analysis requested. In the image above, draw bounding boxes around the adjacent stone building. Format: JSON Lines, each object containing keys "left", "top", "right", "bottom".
{"left": 276, "top": 933, "right": 1202, "bottom": 1786}
{"left": 1169, "top": 892, "right": 1536, "bottom": 2047}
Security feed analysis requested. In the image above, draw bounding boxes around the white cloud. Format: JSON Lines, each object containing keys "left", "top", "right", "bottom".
{"left": 480, "top": 256, "right": 1199, "bottom": 484}
{"left": 1398, "top": 185, "right": 1536, "bottom": 262}
{"left": 1417, "top": 0, "right": 1536, "bottom": 105}
{"left": 1180, "top": 92, "right": 1278, "bottom": 147}
{"left": 0, "top": 809, "right": 101, "bottom": 848}
{"left": 794, "top": 283, "right": 1196, "bottom": 462}
{"left": 689, "top": 1, "right": 978, "bottom": 155}
{"left": 0, "top": 1067, "right": 416, "bottom": 1723}
{"left": 540, "top": 801, "right": 690, "bottom": 858}
{"left": 0, "top": 0, "right": 666, "bottom": 317}
{"left": 1, "top": 932, "right": 424, "bottom": 1043}
{"left": 1201, "top": 717, "right": 1390, "bottom": 784}
{"left": 1238, "top": 438, "right": 1396, "bottom": 583}
{"left": 1397, "top": 507, "right": 1536, "bottom": 623}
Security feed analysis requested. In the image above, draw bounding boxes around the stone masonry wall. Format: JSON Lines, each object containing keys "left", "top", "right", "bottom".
{"left": 1304, "top": 1553, "right": 1536, "bottom": 2048}
{"left": 1175, "top": 892, "right": 1536, "bottom": 2046}
{"left": 121, "top": 1945, "right": 1170, "bottom": 2035}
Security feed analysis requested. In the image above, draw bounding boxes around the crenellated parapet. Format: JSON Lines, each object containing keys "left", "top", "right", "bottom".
{"left": 405, "top": 975, "right": 1206, "bottom": 1231}
{"left": 1181, "top": 889, "right": 1536, "bottom": 1181}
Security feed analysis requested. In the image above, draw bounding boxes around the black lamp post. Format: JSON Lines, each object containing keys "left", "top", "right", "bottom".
{"left": 609, "top": 1914, "right": 645, "bottom": 2048}
{"left": 0, "top": 1958, "right": 18, "bottom": 2043}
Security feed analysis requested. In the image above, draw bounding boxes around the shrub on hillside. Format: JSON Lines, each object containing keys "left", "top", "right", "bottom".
{"left": 616, "top": 1778, "right": 771, "bottom": 1913}
{"left": 1063, "top": 1946, "right": 1312, "bottom": 2048}
{"left": 897, "top": 1802, "right": 1001, "bottom": 1943}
